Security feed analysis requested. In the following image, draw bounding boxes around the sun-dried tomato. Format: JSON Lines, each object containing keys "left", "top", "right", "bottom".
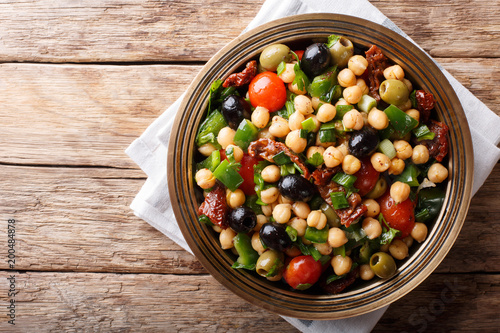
{"left": 248, "top": 138, "right": 311, "bottom": 179}
{"left": 198, "top": 183, "right": 228, "bottom": 229}
{"left": 222, "top": 60, "right": 258, "bottom": 88}
{"left": 419, "top": 120, "right": 449, "bottom": 162}
{"left": 364, "top": 45, "right": 390, "bottom": 102}
{"left": 310, "top": 166, "right": 341, "bottom": 186}
{"left": 320, "top": 266, "right": 360, "bottom": 294}
{"left": 317, "top": 184, "right": 367, "bottom": 227}
{"left": 415, "top": 90, "right": 435, "bottom": 123}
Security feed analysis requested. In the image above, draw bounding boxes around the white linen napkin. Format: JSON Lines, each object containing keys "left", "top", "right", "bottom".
{"left": 125, "top": 0, "right": 500, "bottom": 331}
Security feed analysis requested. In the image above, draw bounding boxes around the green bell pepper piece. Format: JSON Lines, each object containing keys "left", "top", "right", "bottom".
{"left": 195, "top": 110, "right": 228, "bottom": 147}
{"left": 384, "top": 104, "right": 418, "bottom": 137}
{"left": 213, "top": 159, "right": 243, "bottom": 192}
{"left": 416, "top": 187, "right": 445, "bottom": 222}
{"left": 304, "top": 226, "right": 329, "bottom": 243}
{"left": 233, "top": 119, "right": 259, "bottom": 150}
{"left": 196, "top": 150, "right": 221, "bottom": 172}
{"left": 232, "top": 233, "right": 259, "bottom": 270}
{"left": 308, "top": 66, "right": 338, "bottom": 97}
{"left": 335, "top": 105, "right": 353, "bottom": 120}
{"left": 321, "top": 84, "right": 342, "bottom": 103}
{"left": 397, "top": 164, "right": 421, "bottom": 187}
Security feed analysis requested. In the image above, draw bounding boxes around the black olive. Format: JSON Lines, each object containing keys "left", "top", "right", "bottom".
{"left": 348, "top": 127, "right": 380, "bottom": 158}
{"left": 221, "top": 95, "right": 249, "bottom": 130}
{"left": 228, "top": 206, "right": 257, "bottom": 233}
{"left": 259, "top": 222, "right": 292, "bottom": 251}
{"left": 301, "top": 43, "right": 331, "bottom": 78}
{"left": 278, "top": 174, "right": 316, "bottom": 202}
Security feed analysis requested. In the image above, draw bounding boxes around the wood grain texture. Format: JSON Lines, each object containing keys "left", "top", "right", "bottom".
{"left": 0, "top": 0, "right": 498, "bottom": 63}
{"left": 0, "top": 163, "right": 498, "bottom": 274}
{"left": 1, "top": 60, "right": 498, "bottom": 169}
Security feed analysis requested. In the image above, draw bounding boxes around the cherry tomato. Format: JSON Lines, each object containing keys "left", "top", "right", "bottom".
{"left": 293, "top": 50, "right": 304, "bottom": 61}
{"left": 283, "top": 255, "right": 322, "bottom": 290}
{"left": 353, "top": 157, "right": 380, "bottom": 196}
{"left": 248, "top": 72, "right": 286, "bottom": 112}
{"left": 238, "top": 154, "right": 260, "bottom": 195}
{"left": 378, "top": 190, "right": 415, "bottom": 238}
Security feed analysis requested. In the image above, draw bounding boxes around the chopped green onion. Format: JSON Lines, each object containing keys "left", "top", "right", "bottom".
{"left": 285, "top": 100, "right": 295, "bottom": 118}
{"left": 413, "top": 124, "right": 436, "bottom": 141}
{"left": 198, "top": 214, "right": 214, "bottom": 226}
{"left": 292, "top": 63, "right": 310, "bottom": 92}
{"left": 332, "top": 172, "right": 357, "bottom": 189}
{"left": 299, "top": 129, "right": 308, "bottom": 139}
{"left": 301, "top": 117, "right": 317, "bottom": 132}
{"left": 286, "top": 226, "right": 298, "bottom": 242}
{"left": 384, "top": 104, "right": 418, "bottom": 137}
{"left": 196, "top": 149, "right": 221, "bottom": 172}
{"left": 410, "top": 90, "right": 418, "bottom": 109}
{"left": 335, "top": 104, "right": 353, "bottom": 120}
{"left": 304, "top": 226, "right": 329, "bottom": 243}
{"left": 326, "top": 273, "right": 345, "bottom": 284}
{"left": 333, "top": 245, "right": 345, "bottom": 257}
{"left": 272, "top": 151, "right": 292, "bottom": 165}
{"left": 308, "top": 245, "right": 322, "bottom": 261}
{"left": 320, "top": 120, "right": 337, "bottom": 130}
{"left": 294, "top": 162, "right": 304, "bottom": 174}
{"left": 397, "top": 164, "right": 421, "bottom": 187}
{"left": 357, "top": 94, "right": 377, "bottom": 112}
{"left": 233, "top": 119, "right": 259, "bottom": 150}
{"left": 415, "top": 208, "right": 431, "bottom": 222}
{"left": 213, "top": 159, "right": 244, "bottom": 191}
{"left": 378, "top": 138, "right": 397, "bottom": 159}
{"left": 330, "top": 192, "right": 349, "bottom": 209}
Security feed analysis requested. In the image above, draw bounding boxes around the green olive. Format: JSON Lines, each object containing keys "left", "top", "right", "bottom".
{"left": 365, "top": 177, "right": 387, "bottom": 199}
{"left": 259, "top": 44, "right": 291, "bottom": 71}
{"left": 320, "top": 202, "right": 341, "bottom": 228}
{"left": 256, "top": 250, "right": 284, "bottom": 277}
{"left": 370, "top": 252, "right": 397, "bottom": 278}
{"left": 379, "top": 79, "right": 410, "bottom": 105}
{"left": 329, "top": 37, "right": 354, "bottom": 68}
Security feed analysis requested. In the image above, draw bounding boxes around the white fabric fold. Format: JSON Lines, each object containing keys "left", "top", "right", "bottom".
{"left": 125, "top": 0, "right": 500, "bottom": 332}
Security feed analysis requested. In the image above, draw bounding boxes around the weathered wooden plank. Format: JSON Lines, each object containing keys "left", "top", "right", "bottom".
{"left": 0, "top": 0, "right": 498, "bottom": 62}
{"left": 0, "top": 163, "right": 499, "bottom": 274}
{"left": 0, "top": 271, "right": 497, "bottom": 332}
{"left": 1, "top": 60, "right": 498, "bottom": 168}
{"left": 0, "top": 271, "right": 297, "bottom": 332}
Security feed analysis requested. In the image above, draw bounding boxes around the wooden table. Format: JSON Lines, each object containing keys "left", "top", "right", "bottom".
{"left": 1, "top": 1, "right": 498, "bottom": 331}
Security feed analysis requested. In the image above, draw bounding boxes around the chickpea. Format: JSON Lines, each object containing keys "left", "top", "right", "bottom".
{"left": 390, "top": 181, "right": 410, "bottom": 204}
{"left": 389, "top": 239, "right": 409, "bottom": 260}
{"left": 328, "top": 227, "right": 348, "bottom": 248}
{"left": 412, "top": 144, "right": 430, "bottom": 164}
{"left": 257, "top": 127, "right": 274, "bottom": 140}
{"left": 198, "top": 143, "right": 216, "bottom": 156}
{"left": 348, "top": 55, "right": 368, "bottom": 76}
{"left": 306, "top": 146, "right": 325, "bottom": 164}
{"left": 343, "top": 85, "right": 363, "bottom": 104}
{"left": 397, "top": 99, "right": 412, "bottom": 112}
{"left": 343, "top": 109, "right": 364, "bottom": 130}
{"left": 212, "top": 225, "right": 222, "bottom": 233}
{"left": 306, "top": 210, "right": 327, "bottom": 230}
{"left": 402, "top": 236, "right": 414, "bottom": 248}
{"left": 386, "top": 157, "right": 404, "bottom": 176}
{"left": 335, "top": 99, "right": 350, "bottom": 107}
{"left": 306, "top": 114, "right": 321, "bottom": 132}
{"left": 311, "top": 96, "right": 321, "bottom": 110}
{"left": 370, "top": 152, "right": 391, "bottom": 172}
{"left": 405, "top": 109, "right": 420, "bottom": 122}
{"left": 273, "top": 203, "right": 292, "bottom": 224}
{"left": 314, "top": 242, "right": 333, "bottom": 256}
{"left": 331, "top": 255, "right": 353, "bottom": 276}
{"left": 321, "top": 147, "right": 343, "bottom": 168}
{"left": 288, "top": 81, "right": 307, "bottom": 95}
{"left": 261, "top": 204, "right": 273, "bottom": 217}
{"left": 226, "top": 189, "right": 246, "bottom": 209}
{"left": 260, "top": 187, "right": 279, "bottom": 204}
{"left": 379, "top": 242, "right": 390, "bottom": 253}
{"left": 261, "top": 165, "right": 281, "bottom": 183}
{"left": 315, "top": 133, "right": 334, "bottom": 148}
{"left": 251, "top": 106, "right": 270, "bottom": 129}
{"left": 403, "top": 78, "right": 413, "bottom": 92}
{"left": 383, "top": 65, "right": 405, "bottom": 80}
{"left": 279, "top": 63, "right": 295, "bottom": 83}
{"left": 195, "top": 168, "right": 216, "bottom": 189}
{"left": 292, "top": 202, "right": 311, "bottom": 220}
{"left": 362, "top": 217, "right": 382, "bottom": 240}
{"left": 269, "top": 116, "right": 290, "bottom": 138}
{"left": 363, "top": 199, "right": 380, "bottom": 218}
{"left": 288, "top": 111, "right": 305, "bottom": 131}
{"left": 225, "top": 145, "right": 243, "bottom": 163}
{"left": 356, "top": 78, "right": 369, "bottom": 95}
{"left": 360, "top": 111, "right": 369, "bottom": 126}
{"left": 294, "top": 95, "right": 314, "bottom": 115}
{"left": 367, "top": 108, "right": 389, "bottom": 130}
{"left": 427, "top": 163, "right": 449, "bottom": 183}
{"left": 253, "top": 214, "right": 268, "bottom": 232}
{"left": 278, "top": 194, "right": 293, "bottom": 205}
{"left": 251, "top": 232, "right": 265, "bottom": 255}
{"left": 338, "top": 68, "right": 357, "bottom": 87}
{"left": 336, "top": 142, "right": 349, "bottom": 157}
{"left": 411, "top": 222, "right": 428, "bottom": 243}
{"left": 217, "top": 126, "right": 235, "bottom": 149}
{"left": 288, "top": 217, "right": 307, "bottom": 237}
{"left": 342, "top": 154, "right": 361, "bottom": 174}
{"left": 394, "top": 140, "right": 413, "bottom": 160}
{"left": 220, "top": 228, "right": 236, "bottom": 250}
{"left": 316, "top": 103, "right": 336, "bottom": 123}
{"left": 360, "top": 264, "right": 375, "bottom": 280}
{"left": 285, "top": 130, "right": 307, "bottom": 153}
{"left": 284, "top": 245, "right": 302, "bottom": 258}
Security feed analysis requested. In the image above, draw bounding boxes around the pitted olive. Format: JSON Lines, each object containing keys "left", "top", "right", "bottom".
{"left": 259, "top": 222, "right": 292, "bottom": 252}
{"left": 301, "top": 43, "right": 331, "bottom": 77}
{"left": 278, "top": 174, "right": 316, "bottom": 202}
{"left": 329, "top": 37, "right": 354, "bottom": 68}
{"left": 370, "top": 252, "right": 397, "bottom": 278}
{"left": 228, "top": 206, "right": 257, "bottom": 233}
{"left": 259, "top": 44, "right": 291, "bottom": 71}
{"left": 379, "top": 79, "right": 410, "bottom": 105}
{"left": 221, "top": 95, "right": 250, "bottom": 129}
{"left": 349, "top": 127, "right": 380, "bottom": 158}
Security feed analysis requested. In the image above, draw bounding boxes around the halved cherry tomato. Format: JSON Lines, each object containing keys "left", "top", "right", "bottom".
{"left": 293, "top": 50, "right": 304, "bottom": 61}
{"left": 248, "top": 71, "right": 286, "bottom": 112}
{"left": 221, "top": 151, "right": 260, "bottom": 195}
{"left": 378, "top": 190, "right": 415, "bottom": 238}
{"left": 353, "top": 157, "right": 380, "bottom": 196}
{"left": 283, "top": 255, "right": 322, "bottom": 290}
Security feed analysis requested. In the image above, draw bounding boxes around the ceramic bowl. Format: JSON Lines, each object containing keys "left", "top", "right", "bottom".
{"left": 167, "top": 14, "right": 473, "bottom": 319}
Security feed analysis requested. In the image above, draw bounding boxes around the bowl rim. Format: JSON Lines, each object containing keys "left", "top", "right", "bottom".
{"left": 167, "top": 13, "right": 474, "bottom": 319}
